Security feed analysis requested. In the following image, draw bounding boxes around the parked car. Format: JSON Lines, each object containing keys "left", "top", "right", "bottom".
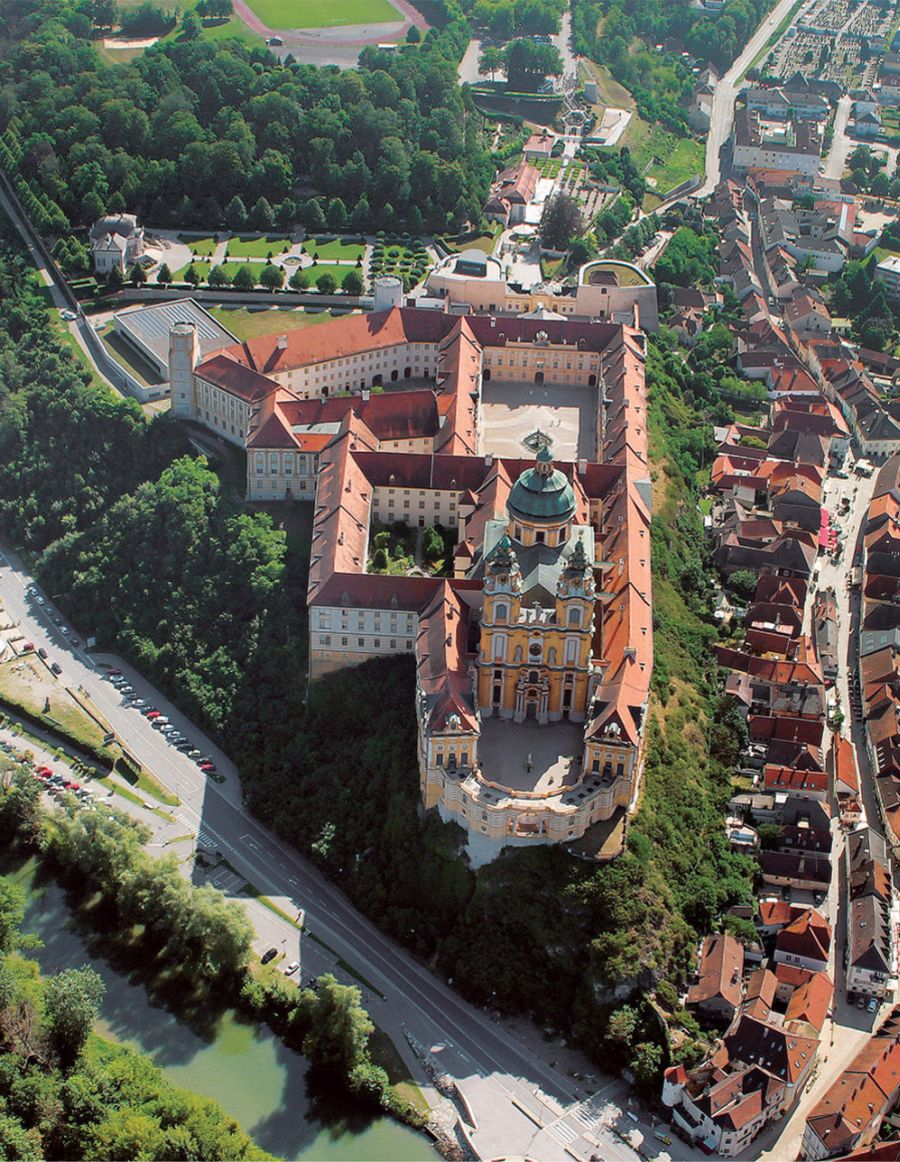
{"left": 868, "top": 997, "right": 878, "bottom": 1013}
{"left": 21, "top": 641, "right": 34, "bottom": 652}
{"left": 284, "top": 961, "right": 300, "bottom": 975}
{"left": 37, "top": 647, "right": 47, "bottom": 659}
{"left": 50, "top": 662, "right": 62, "bottom": 675}
{"left": 260, "top": 948, "right": 278, "bottom": 965}
{"left": 857, "top": 995, "right": 867, "bottom": 1009}
{"left": 145, "top": 709, "right": 160, "bottom": 720}
{"left": 107, "top": 667, "right": 122, "bottom": 676}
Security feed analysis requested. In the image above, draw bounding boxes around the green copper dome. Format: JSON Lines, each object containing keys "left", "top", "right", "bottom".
{"left": 508, "top": 450, "right": 576, "bottom": 525}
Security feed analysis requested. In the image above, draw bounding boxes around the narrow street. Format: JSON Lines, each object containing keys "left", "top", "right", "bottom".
{"left": 751, "top": 467, "right": 881, "bottom": 1161}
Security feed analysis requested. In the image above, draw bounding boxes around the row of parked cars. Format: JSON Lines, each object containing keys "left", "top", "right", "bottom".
{"left": 32, "top": 763, "right": 95, "bottom": 805}
{"left": 104, "top": 668, "right": 217, "bottom": 775}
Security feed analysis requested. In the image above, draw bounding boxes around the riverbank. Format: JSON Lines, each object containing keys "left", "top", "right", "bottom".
{"left": 6, "top": 852, "right": 439, "bottom": 1161}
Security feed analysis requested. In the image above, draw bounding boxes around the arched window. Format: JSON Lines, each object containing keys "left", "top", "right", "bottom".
{"left": 390, "top": 369, "right": 399, "bottom": 381}
{"left": 529, "top": 670, "right": 539, "bottom": 684}
{"left": 568, "top": 607, "right": 581, "bottom": 628}
{"left": 494, "top": 602, "right": 507, "bottom": 624}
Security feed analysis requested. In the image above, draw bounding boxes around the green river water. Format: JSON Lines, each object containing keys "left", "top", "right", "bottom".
{"left": 10, "top": 859, "right": 439, "bottom": 1161}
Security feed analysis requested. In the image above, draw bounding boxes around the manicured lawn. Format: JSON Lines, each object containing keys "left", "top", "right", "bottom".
{"left": 208, "top": 307, "right": 339, "bottom": 340}
{"left": 306, "top": 237, "right": 366, "bottom": 262}
{"left": 226, "top": 234, "right": 292, "bottom": 258}
{"left": 178, "top": 234, "right": 220, "bottom": 257}
{"left": 440, "top": 228, "right": 498, "bottom": 254}
{"left": 306, "top": 264, "right": 366, "bottom": 288}
{"left": 244, "top": 0, "right": 398, "bottom": 28}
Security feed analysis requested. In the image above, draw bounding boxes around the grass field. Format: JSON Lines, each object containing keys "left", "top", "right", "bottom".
{"left": 208, "top": 306, "right": 339, "bottom": 340}
{"left": 178, "top": 234, "right": 220, "bottom": 257}
{"left": 306, "top": 237, "right": 366, "bottom": 262}
{"left": 226, "top": 234, "right": 292, "bottom": 258}
{"left": 244, "top": 0, "right": 399, "bottom": 28}
{"left": 439, "top": 228, "right": 499, "bottom": 254}
{"left": 319, "top": 263, "right": 365, "bottom": 287}
{"left": 579, "top": 59, "right": 634, "bottom": 109}
{"left": 622, "top": 117, "right": 704, "bottom": 205}
{"left": 0, "top": 657, "right": 110, "bottom": 757}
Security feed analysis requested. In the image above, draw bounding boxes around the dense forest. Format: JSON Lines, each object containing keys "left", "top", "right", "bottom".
{"left": 0, "top": 0, "right": 492, "bottom": 235}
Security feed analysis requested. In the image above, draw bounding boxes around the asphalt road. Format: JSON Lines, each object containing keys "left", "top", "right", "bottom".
{"left": 0, "top": 542, "right": 648, "bottom": 1161}
{"left": 822, "top": 94, "right": 854, "bottom": 182}
{"left": 698, "top": 0, "right": 806, "bottom": 196}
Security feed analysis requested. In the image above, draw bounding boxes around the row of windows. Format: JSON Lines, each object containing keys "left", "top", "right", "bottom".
{"left": 318, "top": 611, "right": 414, "bottom": 630}
{"left": 316, "top": 634, "right": 413, "bottom": 650}
{"left": 253, "top": 453, "right": 314, "bottom": 476}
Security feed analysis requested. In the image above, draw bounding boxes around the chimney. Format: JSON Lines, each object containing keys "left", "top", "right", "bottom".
{"left": 361, "top": 388, "right": 370, "bottom": 402}
{"left": 484, "top": 452, "right": 493, "bottom": 467}
{"left": 578, "top": 458, "right": 587, "bottom": 475}
{"left": 276, "top": 334, "right": 288, "bottom": 350}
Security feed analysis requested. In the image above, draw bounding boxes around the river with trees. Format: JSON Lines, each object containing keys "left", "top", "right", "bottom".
{"left": 8, "top": 858, "right": 437, "bottom": 1161}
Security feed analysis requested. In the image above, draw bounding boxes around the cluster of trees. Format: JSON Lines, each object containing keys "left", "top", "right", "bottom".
{"left": 0, "top": 867, "right": 269, "bottom": 1160}
{"left": 177, "top": 261, "right": 366, "bottom": 297}
{"left": 848, "top": 144, "right": 895, "bottom": 198}
{"left": 540, "top": 192, "right": 583, "bottom": 250}
{"left": 829, "top": 256, "right": 897, "bottom": 352}
{"left": 46, "top": 799, "right": 256, "bottom": 988}
{"left": 584, "top": 145, "right": 645, "bottom": 206}
{"left": 39, "top": 457, "right": 288, "bottom": 736}
{"left": 495, "top": 37, "right": 563, "bottom": 90}
{"left": 462, "top": 0, "right": 564, "bottom": 37}
{"left": 4, "top": 0, "right": 492, "bottom": 236}
{"left": 571, "top": 0, "right": 773, "bottom": 130}
{"left": 654, "top": 225, "right": 718, "bottom": 288}
{"left": 0, "top": 235, "right": 188, "bottom": 550}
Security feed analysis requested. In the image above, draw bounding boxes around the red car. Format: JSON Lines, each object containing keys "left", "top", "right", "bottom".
{"left": 21, "top": 642, "right": 33, "bottom": 652}
{"left": 145, "top": 710, "right": 161, "bottom": 720}
{"left": 107, "top": 667, "right": 122, "bottom": 676}
{"left": 199, "top": 762, "right": 216, "bottom": 773}
{"left": 36, "top": 766, "right": 52, "bottom": 777}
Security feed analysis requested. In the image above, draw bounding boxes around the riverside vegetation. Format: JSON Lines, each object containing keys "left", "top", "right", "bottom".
{"left": 0, "top": 761, "right": 421, "bottom": 1143}
{"left": 0, "top": 869, "right": 270, "bottom": 1161}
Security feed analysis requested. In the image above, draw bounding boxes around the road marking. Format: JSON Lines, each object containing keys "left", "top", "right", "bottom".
{"left": 241, "top": 834, "right": 260, "bottom": 851}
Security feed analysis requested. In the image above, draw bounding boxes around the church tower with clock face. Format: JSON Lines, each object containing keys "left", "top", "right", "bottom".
{"left": 476, "top": 450, "right": 596, "bottom": 725}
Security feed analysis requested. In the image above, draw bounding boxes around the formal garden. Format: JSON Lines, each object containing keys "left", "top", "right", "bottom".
{"left": 368, "top": 234, "right": 432, "bottom": 291}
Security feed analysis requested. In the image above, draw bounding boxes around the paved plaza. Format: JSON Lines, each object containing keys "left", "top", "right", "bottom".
{"left": 479, "top": 717, "right": 583, "bottom": 794}
{"left": 481, "top": 380, "right": 597, "bottom": 461}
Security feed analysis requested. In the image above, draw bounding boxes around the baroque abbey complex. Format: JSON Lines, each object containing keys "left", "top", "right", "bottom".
{"left": 168, "top": 302, "right": 652, "bottom": 864}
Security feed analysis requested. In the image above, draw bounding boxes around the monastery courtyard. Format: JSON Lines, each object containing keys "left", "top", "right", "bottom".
{"left": 478, "top": 718, "right": 584, "bottom": 794}
{"left": 480, "top": 379, "right": 597, "bottom": 460}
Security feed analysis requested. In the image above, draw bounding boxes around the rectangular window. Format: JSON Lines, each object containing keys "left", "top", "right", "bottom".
{"left": 358, "top": 637, "right": 365, "bottom": 647}
{"left": 374, "top": 638, "right": 380, "bottom": 648}
{"left": 269, "top": 454, "right": 279, "bottom": 474}
{"left": 255, "top": 453, "right": 264, "bottom": 475}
